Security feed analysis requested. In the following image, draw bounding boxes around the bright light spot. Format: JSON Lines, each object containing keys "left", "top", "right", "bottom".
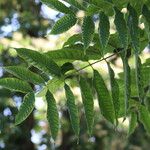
{"left": 35, "top": 97, "right": 46, "bottom": 110}
{"left": 31, "top": 130, "right": 42, "bottom": 144}
{"left": 3, "top": 107, "right": 12, "bottom": 116}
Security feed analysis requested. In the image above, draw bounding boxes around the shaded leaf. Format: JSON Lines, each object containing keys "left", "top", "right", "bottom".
{"left": 82, "top": 16, "right": 95, "bottom": 50}
{"left": 79, "top": 77, "right": 94, "bottom": 136}
{"left": 46, "top": 90, "right": 59, "bottom": 140}
{"left": 93, "top": 70, "right": 115, "bottom": 123}
{"left": 107, "top": 63, "right": 120, "bottom": 122}
{"left": 128, "top": 111, "right": 137, "bottom": 135}
{"left": 0, "top": 78, "right": 32, "bottom": 93}
{"left": 64, "top": 84, "right": 80, "bottom": 136}
{"left": 15, "top": 92, "right": 35, "bottom": 125}
{"left": 114, "top": 7, "right": 128, "bottom": 49}
{"left": 99, "top": 12, "right": 110, "bottom": 50}
{"left": 139, "top": 105, "right": 150, "bottom": 134}
{"left": 127, "top": 3, "right": 139, "bottom": 51}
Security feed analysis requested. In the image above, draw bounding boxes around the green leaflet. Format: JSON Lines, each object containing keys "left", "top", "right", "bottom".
{"left": 47, "top": 77, "right": 64, "bottom": 93}
{"left": 99, "top": 12, "right": 110, "bottom": 50}
{"left": 61, "top": 62, "right": 74, "bottom": 74}
{"left": 139, "top": 105, "right": 150, "bottom": 134}
{"left": 46, "top": 90, "right": 59, "bottom": 140}
{"left": 127, "top": 3, "right": 139, "bottom": 51}
{"left": 121, "top": 54, "right": 131, "bottom": 115}
{"left": 36, "top": 77, "right": 64, "bottom": 97}
{"left": 82, "top": 16, "right": 95, "bottom": 50}
{"left": 45, "top": 45, "right": 103, "bottom": 62}
{"left": 86, "top": 4, "right": 100, "bottom": 16}
{"left": 93, "top": 70, "right": 115, "bottom": 124}
{"left": 41, "top": 0, "right": 73, "bottom": 14}
{"left": 15, "top": 48, "right": 61, "bottom": 77}
{"left": 128, "top": 5, "right": 144, "bottom": 103}
{"left": 15, "top": 92, "right": 35, "bottom": 125}
{"left": 128, "top": 111, "right": 137, "bottom": 136}
{"left": 0, "top": 78, "right": 32, "bottom": 93}
{"left": 79, "top": 77, "right": 94, "bottom": 136}
{"left": 107, "top": 63, "right": 120, "bottom": 122}
{"left": 51, "top": 14, "right": 77, "bottom": 34}
{"left": 136, "top": 57, "right": 145, "bottom": 102}
{"left": 4, "top": 66, "right": 45, "bottom": 84}
{"left": 142, "top": 5, "right": 150, "bottom": 41}
{"left": 114, "top": 7, "right": 128, "bottom": 49}
{"left": 67, "top": 0, "right": 85, "bottom": 10}
{"left": 63, "top": 34, "right": 82, "bottom": 47}
{"left": 64, "top": 84, "right": 80, "bottom": 137}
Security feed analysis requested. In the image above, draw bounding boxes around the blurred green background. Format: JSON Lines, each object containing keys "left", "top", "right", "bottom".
{"left": 0, "top": 0, "right": 150, "bottom": 150}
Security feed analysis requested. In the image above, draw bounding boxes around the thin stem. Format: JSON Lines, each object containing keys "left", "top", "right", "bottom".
{"left": 65, "top": 50, "right": 123, "bottom": 79}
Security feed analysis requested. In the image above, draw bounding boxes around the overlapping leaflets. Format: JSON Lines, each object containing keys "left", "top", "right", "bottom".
{"left": 15, "top": 48, "right": 61, "bottom": 77}
{"left": 0, "top": 78, "right": 32, "bottom": 93}
{"left": 93, "top": 70, "right": 115, "bottom": 124}
{"left": 15, "top": 92, "right": 35, "bottom": 125}
{"left": 41, "top": 0, "right": 73, "bottom": 14}
{"left": 82, "top": 16, "right": 95, "bottom": 51}
{"left": 50, "top": 14, "right": 77, "bottom": 34}
{"left": 79, "top": 77, "right": 94, "bottom": 136}
{"left": 4, "top": 66, "right": 45, "bottom": 84}
{"left": 46, "top": 90, "right": 59, "bottom": 140}
{"left": 64, "top": 84, "right": 80, "bottom": 137}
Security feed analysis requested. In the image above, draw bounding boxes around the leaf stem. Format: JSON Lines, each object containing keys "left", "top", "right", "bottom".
{"left": 65, "top": 49, "right": 125, "bottom": 79}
